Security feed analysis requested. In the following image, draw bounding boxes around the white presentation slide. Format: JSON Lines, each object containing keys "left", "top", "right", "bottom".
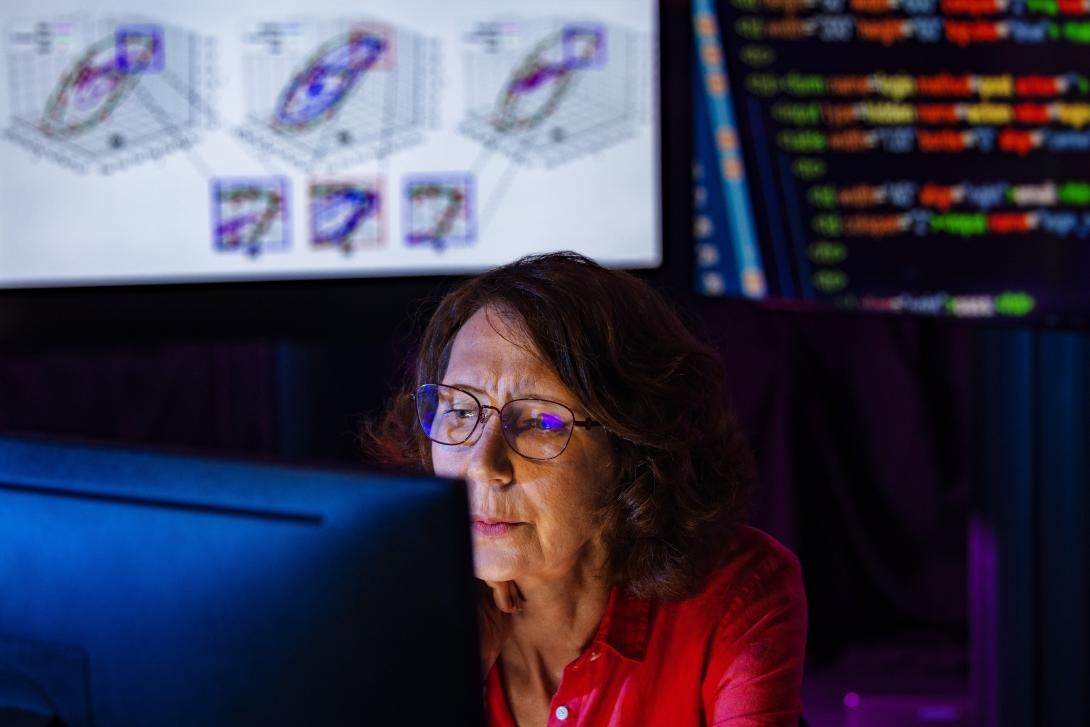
{"left": 0, "top": 0, "right": 659, "bottom": 288}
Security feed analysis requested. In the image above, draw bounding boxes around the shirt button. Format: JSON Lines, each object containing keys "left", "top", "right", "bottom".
{"left": 555, "top": 705, "right": 570, "bottom": 720}
{"left": 589, "top": 651, "right": 601, "bottom": 661}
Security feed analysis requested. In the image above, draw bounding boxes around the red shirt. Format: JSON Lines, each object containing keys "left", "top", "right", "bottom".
{"left": 484, "top": 527, "right": 807, "bottom": 726}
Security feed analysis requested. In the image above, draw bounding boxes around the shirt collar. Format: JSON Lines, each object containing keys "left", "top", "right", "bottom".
{"left": 592, "top": 586, "right": 652, "bottom": 662}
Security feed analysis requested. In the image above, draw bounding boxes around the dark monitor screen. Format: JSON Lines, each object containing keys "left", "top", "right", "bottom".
{"left": 0, "top": 435, "right": 483, "bottom": 726}
{"left": 692, "top": 0, "right": 1090, "bottom": 324}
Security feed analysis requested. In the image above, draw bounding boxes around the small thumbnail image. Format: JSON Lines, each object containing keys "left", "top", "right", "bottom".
{"left": 211, "top": 177, "right": 291, "bottom": 256}
{"left": 562, "top": 23, "right": 606, "bottom": 70}
{"left": 115, "top": 24, "right": 165, "bottom": 74}
{"left": 309, "top": 178, "right": 383, "bottom": 252}
{"left": 403, "top": 173, "right": 476, "bottom": 249}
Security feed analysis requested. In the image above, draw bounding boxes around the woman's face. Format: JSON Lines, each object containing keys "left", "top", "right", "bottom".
{"left": 431, "top": 307, "right": 613, "bottom": 584}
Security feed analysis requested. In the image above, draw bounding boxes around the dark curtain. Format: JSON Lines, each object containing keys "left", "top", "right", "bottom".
{"left": 697, "top": 300, "right": 971, "bottom": 661}
{"left": 0, "top": 341, "right": 277, "bottom": 453}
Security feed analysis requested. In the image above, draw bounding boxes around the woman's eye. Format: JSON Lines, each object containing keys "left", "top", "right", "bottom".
{"left": 442, "top": 408, "right": 475, "bottom": 420}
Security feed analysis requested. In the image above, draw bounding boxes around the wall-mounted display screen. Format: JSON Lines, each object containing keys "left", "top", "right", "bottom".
{"left": 692, "top": 0, "right": 1090, "bottom": 323}
{"left": 0, "top": 1, "right": 659, "bottom": 288}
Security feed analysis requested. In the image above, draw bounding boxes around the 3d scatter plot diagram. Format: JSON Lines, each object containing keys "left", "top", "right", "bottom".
{"left": 237, "top": 20, "right": 429, "bottom": 171}
{"left": 310, "top": 179, "right": 383, "bottom": 252}
{"left": 461, "top": 19, "right": 647, "bottom": 166}
{"left": 404, "top": 174, "right": 476, "bottom": 249}
{"left": 3, "top": 17, "right": 212, "bottom": 174}
{"left": 212, "top": 178, "right": 291, "bottom": 256}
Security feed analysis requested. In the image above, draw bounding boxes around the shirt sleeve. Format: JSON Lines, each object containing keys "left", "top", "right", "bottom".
{"left": 701, "top": 544, "right": 809, "bottom": 726}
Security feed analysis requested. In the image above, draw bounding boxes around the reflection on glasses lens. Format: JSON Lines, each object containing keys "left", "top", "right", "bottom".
{"left": 502, "top": 400, "right": 573, "bottom": 459}
{"left": 416, "top": 384, "right": 478, "bottom": 444}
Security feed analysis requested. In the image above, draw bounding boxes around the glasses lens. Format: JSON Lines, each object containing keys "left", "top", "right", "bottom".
{"left": 416, "top": 384, "right": 479, "bottom": 444}
{"left": 501, "top": 400, "right": 574, "bottom": 460}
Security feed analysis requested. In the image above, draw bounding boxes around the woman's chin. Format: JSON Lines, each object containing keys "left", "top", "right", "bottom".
{"left": 472, "top": 550, "right": 522, "bottom": 583}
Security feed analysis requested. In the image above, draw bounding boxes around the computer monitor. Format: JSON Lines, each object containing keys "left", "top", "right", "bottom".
{"left": 0, "top": 0, "right": 662, "bottom": 288}
{"left": 690, "top": 0, "right": 1090, "bottom": 325}
{"left": 0, "top": 435, "right": 483, "bottom": 726}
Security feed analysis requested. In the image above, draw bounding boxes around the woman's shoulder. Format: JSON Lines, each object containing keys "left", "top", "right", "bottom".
{"left": 687, "top": 526, "right": 806, "bottom": 619}
{"left": 689, "top": 528, "right": 808, "bottom": 722}
{"left": 635, "top": 526, "right": 806, "bottom": 720}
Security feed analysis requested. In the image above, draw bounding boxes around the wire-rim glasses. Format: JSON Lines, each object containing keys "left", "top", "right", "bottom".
{"left": 411, "top": 383, "right": 600, "bottom": 461}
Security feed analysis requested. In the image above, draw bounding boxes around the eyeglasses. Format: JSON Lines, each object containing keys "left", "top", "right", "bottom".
{"left": 411, "top": 383, "right": 601, "bottom": 461}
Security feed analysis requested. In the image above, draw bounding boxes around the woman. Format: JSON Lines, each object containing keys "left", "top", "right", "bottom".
{"left": 371, "top": 252, "right": 807, "bottom": 725}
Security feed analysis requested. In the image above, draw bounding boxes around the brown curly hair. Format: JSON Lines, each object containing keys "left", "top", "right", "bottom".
{"left": 366, "top": 252, "right": 755, "bottom": 601}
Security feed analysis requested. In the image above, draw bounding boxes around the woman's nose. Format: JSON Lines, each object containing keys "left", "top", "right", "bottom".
{"left": 477, "top": 405, "right": 501, "bottom": 427}
{"left": 466, "top": 409, "right": 514, "bottom": 486}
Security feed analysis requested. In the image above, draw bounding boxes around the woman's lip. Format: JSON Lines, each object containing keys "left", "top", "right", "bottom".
{"left": 472, "top": 521, "right": 522, "bottom": 536}
{"left": 470, "top": 516, "right": 521, "bottom": 525}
